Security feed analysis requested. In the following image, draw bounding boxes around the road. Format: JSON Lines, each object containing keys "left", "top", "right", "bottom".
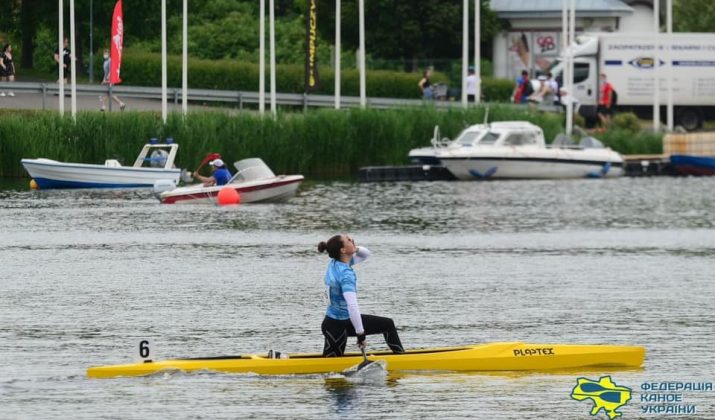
{"left": 0, "top": 89, "right": 236, "bottom": 113}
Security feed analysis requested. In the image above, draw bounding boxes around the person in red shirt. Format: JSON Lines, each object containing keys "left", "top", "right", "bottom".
{"left": 597, "top": 73, "right": 614, "bottom": 127}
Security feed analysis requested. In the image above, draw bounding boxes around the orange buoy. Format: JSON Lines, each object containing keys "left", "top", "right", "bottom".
{"left": 217, "top": 187, "right": 240, "bottom": 205}
{"left": 30, "top": 179, "right": 38, "bottom": 190}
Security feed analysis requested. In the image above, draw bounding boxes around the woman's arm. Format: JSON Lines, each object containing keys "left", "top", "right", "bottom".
{"left": 352, "top": 246, "right": 371, "bottom": 264}
{"left": 343, "top": 291, "right": 364, "bottom": 335}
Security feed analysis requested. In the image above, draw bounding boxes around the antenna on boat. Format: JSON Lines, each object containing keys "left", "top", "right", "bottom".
{"left": 483, "top": 108, "right": 490, "bottom": 128}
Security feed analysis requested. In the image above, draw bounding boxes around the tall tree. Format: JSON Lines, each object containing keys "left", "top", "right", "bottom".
{"left": 673, "top": 0, "right": 715, "bottom": 32}
{"left": 316, "top": 0, "right": 502, "bottom": 70}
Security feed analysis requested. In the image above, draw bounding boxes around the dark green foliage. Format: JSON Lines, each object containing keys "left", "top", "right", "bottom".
{"left": 112, "top": 52, "right": 514, "bottom": 101}
{"left": 611, "top": 112, "right": 642, "bottom": 133}
{"left": 315, "top": 0, "right": 502, "bottom": 68}
{"left": 674, "top": 0, "right": 715, "bottom": 32}
{"left": 1, "top": 106, "right": 567, "bottom": 178}
{"left": 0, "top": 106, "right": 660, "bottom": 180}
{"left": 598, "top": 129, "right": 663, "bottom": 155}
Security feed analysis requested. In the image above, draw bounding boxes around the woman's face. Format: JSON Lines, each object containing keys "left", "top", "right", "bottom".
{"left": 340, "top": 235, "right": 357, "bottom": 257}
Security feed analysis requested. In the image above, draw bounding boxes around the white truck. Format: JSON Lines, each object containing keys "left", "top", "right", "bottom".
{"left": 548, "top": 33, "right": 715, "bottom": 130}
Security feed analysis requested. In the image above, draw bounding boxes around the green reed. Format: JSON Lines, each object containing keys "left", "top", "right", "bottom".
{"left": 0, "top": 106, "right": 597, "bottom": 179}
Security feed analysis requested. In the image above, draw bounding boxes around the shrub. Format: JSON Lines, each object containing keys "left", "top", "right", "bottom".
{"left": 1, "top": 105, "right": 566, "bottom": 178}
{"left": 611, "top": 112, "right": 641, "bottom": 132}
{"left": 115, "top": 52, "right": 513, "bottom": 101}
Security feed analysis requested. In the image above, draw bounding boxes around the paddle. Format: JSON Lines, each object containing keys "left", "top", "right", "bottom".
{"left": 343, "top": 345, "right": 376, "bottom": 377}
{"left": 193, "top": 152, "right": 222, "bottom": 177}
{"left": 356, "top": 346, "right": 374, "bottom": 371}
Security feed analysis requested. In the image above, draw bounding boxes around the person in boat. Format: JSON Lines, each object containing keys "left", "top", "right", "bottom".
{"left": 318, "top": 234, "right": 405, "bottom": 357}
{"left": 194, "top": 158, "right": 232, "bottom": 186}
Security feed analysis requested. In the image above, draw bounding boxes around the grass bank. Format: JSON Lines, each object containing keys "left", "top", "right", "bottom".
{"left": 0, "top": 107, "right": 660, "bottom": 179}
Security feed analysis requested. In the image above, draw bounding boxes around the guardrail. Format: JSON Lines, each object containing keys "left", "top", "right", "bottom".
{"left": 0, "top": 81, "right": 563, "bottom": 113}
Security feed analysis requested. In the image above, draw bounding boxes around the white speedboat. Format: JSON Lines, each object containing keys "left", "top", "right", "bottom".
{"left": 156, "top": 158, "right": 303, "bottom": 204}
{"left": 409, "top": 122, "right": 624, "bottom": 180}
{"left": 21, "top": 141, "right": 183, "bottom": 189}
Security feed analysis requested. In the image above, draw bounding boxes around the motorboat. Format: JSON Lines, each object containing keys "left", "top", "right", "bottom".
{"left": 21, "top": 140, "right": 183, "bottom": 189}
{"left": 87, "top": 341, "right": 645, "bottom": 378}
{"left": 156, "top": 158, "right": 303, "bottom": 204}
{"left": 409, "top": 122, "right": 624, "bottom": 180}
{"left": 670, "top": 154, "right": 715, "bottom": 175}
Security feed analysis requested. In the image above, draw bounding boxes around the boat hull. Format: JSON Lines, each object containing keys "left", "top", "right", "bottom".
{"left": 440, "top": 152, "right": 624, "bottom": 180}
{"left": 670, "top": 155, "right": 715, "bottom": 176}
{"left": 87, "top": 342, "right": 645, "bottom": 379}
{"left": 159, "top": 175, "right": 304, "bottom": 204}
{"left": 21, "top": 159, "right": 181, "bottom": 189}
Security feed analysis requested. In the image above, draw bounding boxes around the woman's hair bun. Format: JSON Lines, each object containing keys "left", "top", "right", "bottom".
{"left": 317, "top": 241, "right": 328, "bottom": 253}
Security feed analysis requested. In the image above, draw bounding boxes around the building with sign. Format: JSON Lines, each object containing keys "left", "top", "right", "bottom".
{"left": 490, "top": 0, "right": 658, "bottom": 80}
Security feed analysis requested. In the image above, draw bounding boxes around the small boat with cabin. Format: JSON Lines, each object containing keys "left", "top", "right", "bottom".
{"left": 21, "top": 139, "right": 183, "bottom": 189}
{"left": 409, "top": 122, "right": 624, "bottom": 180}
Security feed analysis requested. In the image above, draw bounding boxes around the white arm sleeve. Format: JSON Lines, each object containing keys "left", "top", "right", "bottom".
{"left": 343, "top": 291, "right": 364, "bottom": 334}
{"left": 352, "top": 246, "right": 371, "bottom": 264}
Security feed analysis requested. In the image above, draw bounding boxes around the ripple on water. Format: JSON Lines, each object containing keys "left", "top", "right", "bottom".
{"left": 0, "top": 177, "right": 714, "bottom": 418}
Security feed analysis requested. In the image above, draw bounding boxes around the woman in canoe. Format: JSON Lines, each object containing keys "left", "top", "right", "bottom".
{"left": 318, "top": 234, "right": 405, "bottom": 356}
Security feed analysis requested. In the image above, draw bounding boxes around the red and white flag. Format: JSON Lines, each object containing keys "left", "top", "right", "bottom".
{"left": 110, "top": 0, "right": 123, "bottom": 84}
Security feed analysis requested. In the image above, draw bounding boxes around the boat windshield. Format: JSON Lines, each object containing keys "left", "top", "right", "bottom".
{"left": 477, "top": 131, "right": 501, "bottom": 145}
{"left": 503, "top": 131, "right": 540, "bottom": 146}
{"left": 457, "top": 131, "right": 483, "bottom": 146}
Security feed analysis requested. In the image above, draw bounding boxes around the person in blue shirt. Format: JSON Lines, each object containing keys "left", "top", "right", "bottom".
{"left": 318, "top": 234, "right": 404, "bottom": 357}
{"left": 194, "top": 158, "right": 232, "bottom": 186}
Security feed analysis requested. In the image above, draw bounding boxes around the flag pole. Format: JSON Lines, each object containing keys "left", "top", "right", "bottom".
{"left": 335, "top": 0, "right": 341, "bottom": 109}
{"left": 58, "top": 0, "right": 64, "bottom": 116}
{"left": 358, "top": 0, "right": 366, "bottom": 108}
{"left": 181, "top": 0, "right": 188, "bottom": 115}
{"left": 474, "top": 0, "right": 481, "bottom": 104}
{"left": 259, "top": 0, "right": 265, "bottom": 115}
{"left": 653, "top": 0, "right": 660, "bottom": 132}
{"left": 161, "top": 0, "right": 167, "bottom": 123}
{"left": 461, "top": 0, "right": 468, "bottom": 107}
{"left": 69, "top": 0, "right": 77, "bottom": 120}
{"left": 269, "top": 0, "right": 276, "bottom": 118}
{"left": 666, "top": 0, "right": 673, "bottom": 131}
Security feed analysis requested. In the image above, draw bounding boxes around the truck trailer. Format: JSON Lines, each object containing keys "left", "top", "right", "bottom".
{"left": 548, "top": 33, "right": 715, "bottom": 130}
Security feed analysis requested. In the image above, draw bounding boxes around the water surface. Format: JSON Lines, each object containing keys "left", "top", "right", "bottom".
{"left": 1, "top": 177, "right": 714, "bottom": 418}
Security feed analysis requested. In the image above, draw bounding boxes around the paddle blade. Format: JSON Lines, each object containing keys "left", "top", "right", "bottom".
{"left": 343, "top": 359, "right": 387, "bottom": 381}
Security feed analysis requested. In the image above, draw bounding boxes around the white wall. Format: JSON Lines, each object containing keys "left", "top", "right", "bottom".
{"left": 618, "top": 4, "right": 655, "bottom": 32}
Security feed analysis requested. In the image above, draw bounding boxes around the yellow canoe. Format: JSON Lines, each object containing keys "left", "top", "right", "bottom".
{"left": 87, "top": 342, "right": 645, "bottom": 379}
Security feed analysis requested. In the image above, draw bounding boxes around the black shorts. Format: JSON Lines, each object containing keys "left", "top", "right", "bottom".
{"left": 58, "top": 66, "right": 71, "bottom": 78}
{"left": 597, "top": 105, "right": 613, "bottom": 116}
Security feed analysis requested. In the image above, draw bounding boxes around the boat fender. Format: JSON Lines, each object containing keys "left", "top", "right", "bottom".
{"left": 153, "top": 179, "right": 177, "bottom": 195}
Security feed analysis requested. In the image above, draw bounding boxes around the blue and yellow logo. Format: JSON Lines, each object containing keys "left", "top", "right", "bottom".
{"left": 571, "top": 376, "right": 632, "bottom": 419}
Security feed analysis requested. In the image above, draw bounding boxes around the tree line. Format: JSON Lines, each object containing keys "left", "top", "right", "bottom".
{"left": 0, "top": 0, "right": 501, "bottom": 75}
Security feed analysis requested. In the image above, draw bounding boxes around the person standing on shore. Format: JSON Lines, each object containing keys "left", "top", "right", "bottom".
{"left": 418, "top": 69, "right": 434, "bottom": 100}
{"left": 99, "top": 48, "right": 125, "bottom": 112}
{"left": 54, "top": 38, "right": 71, "bottom": 84}
{"left": 0, "top": 43, "right": 16, "bottom": 97}
{"left": 466, "top": 66, "right": 478, "bottom": 103}
{"left": 597, "top": 73, "right": 615, "bottom": 128}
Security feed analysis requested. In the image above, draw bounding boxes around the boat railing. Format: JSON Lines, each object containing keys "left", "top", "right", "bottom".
{"left": 430, "top": 126, "right": 453, "bottom": 148}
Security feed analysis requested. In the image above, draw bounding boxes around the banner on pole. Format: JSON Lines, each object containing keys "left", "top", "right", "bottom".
{"left": 110, "top": 0, "right": 123, "bottom": 84}
{"left": 305, "top": 0, "right": 319, "bottom": 91}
